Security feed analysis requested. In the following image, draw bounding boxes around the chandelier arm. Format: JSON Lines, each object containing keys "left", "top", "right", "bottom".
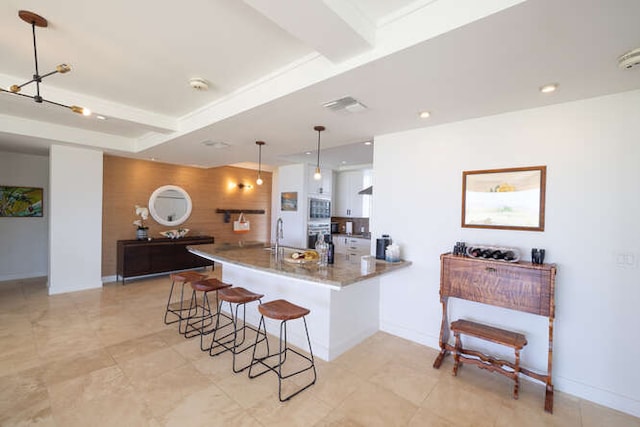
{"left": 42, "top": 98, "right": 72, "bottom": 109}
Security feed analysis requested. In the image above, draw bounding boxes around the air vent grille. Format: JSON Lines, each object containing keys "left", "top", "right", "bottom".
{"left": 322, "top": 96, "right": 367, "bottom": 113}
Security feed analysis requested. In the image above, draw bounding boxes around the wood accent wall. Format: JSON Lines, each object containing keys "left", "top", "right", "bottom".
{"left": 102, "top": 155, "right": 272, "bottom": 276}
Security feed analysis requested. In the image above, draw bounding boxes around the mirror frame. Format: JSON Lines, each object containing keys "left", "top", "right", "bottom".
{"left": 148, "top": 185, "right": 193, "bottom": 227}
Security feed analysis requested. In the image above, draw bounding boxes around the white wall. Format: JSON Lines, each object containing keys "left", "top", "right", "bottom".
{"left": 49, "top": 145, "right": 103, "bottom": 294}
{"left": 373, "top": 90, "right": 640, "bottom": 417}
{"left": 0, "top": 151, "right": 49, "bottom": 281}
{"left": 275, "top": 164, "right": 307, "bottom": 248}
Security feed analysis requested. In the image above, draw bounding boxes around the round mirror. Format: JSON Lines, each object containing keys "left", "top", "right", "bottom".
{"left": 148, "top": 185, "right": 192, "bottom": 226}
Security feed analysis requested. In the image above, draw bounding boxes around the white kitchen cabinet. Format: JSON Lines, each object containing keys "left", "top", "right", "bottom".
{"left": 306, "top": 165, "right": 333, "bottom": 197}
{"left": 333, "top": 235, "right": 370, "bottom": 255}
{"left": 335, "top": 170, "right": 371, "bottom": 217}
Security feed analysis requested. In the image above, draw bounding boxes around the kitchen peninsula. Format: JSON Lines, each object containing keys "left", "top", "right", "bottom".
{"left": 188, "top": 242, "right": 410, "bottom": 361}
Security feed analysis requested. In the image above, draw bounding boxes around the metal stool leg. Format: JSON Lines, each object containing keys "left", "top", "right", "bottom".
{"left": 248, "top": 314, "right": 317, "bottom": 402}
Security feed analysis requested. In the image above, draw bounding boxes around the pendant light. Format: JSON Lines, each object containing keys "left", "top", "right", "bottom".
{"left": 313, "top": 125, "right": 325, "bottom": 180}
{"left": 0, "top": 11, "right": 91, "bottom": 116}
{"left": 255, "top": 141, "right": 265, "bottom": 185}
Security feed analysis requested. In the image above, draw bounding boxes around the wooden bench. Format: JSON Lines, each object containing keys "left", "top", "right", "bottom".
{"left": 450, "top": 319, "right": 527, "bottom": 399}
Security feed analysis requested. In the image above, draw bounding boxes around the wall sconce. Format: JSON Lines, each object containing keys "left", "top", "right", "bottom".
{"left": 237, "top": 183, "right": 253, "bottom": 190}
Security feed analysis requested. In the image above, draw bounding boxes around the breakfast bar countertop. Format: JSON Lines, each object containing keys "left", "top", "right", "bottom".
{"left": 188, "top": 241, "right": 411, "bottom": 290}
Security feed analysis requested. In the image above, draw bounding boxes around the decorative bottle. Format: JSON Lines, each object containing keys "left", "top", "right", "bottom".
{"left": 315, "top": 233, "right": 328, "bottom": 266}
{"left": 324, "top": 234, "right": 334, "bottom": 264}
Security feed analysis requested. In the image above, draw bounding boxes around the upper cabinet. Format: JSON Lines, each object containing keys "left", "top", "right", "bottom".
{"left": 335, "top": 169, "right": 372, "bottom": 218}
{"left": 306, "top": 165, "right": 333, "bottom": 197}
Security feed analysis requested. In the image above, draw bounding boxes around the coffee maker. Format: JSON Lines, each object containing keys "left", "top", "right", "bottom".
{"left": 376, "top": 234, "right": 391, "bottom": 260}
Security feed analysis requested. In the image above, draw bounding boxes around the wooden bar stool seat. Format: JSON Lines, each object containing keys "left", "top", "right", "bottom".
{"left": 181, "top": 278, "right": 232, "bottom": 340}
{"left": 248, "top": 299, "right": 317, "bottom": 402}
{"left": 164, "top": 271, "right": 207, "bottom": 326}
{"left": 205, "top": 287, "right": 268, "bottom": 373}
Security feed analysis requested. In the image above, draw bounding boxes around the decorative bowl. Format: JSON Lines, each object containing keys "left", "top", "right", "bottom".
{"left": 160, "top": 228, "right": 190, "bottom": 239}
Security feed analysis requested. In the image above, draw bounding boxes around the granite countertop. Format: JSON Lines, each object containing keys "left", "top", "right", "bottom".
{"left": 188, "top": 242, "right": 410, "bottom": 290}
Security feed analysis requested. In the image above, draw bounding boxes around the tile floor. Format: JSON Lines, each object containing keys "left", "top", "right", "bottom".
{"left": 1, "top": 273, "right": 639, "bottom": 427}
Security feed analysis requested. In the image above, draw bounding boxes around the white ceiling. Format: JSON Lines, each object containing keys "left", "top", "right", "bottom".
{"left": 1, "top": 0, "right": 639, "bottom": 170}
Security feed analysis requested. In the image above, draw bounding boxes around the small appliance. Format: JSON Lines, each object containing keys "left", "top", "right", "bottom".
{"left": 376, "top": 234, "right": 391, "bottom": 260}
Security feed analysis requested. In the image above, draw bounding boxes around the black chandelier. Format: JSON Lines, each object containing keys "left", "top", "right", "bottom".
{"left": 0, "top": 10, "right": 91, "bottom": 116}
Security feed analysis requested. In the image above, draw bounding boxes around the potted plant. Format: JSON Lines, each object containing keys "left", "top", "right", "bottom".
{"left": 133, "top": 205, "right": 149, "bottom": 240}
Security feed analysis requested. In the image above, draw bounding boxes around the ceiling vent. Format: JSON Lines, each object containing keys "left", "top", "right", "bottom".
{"left": 618, "top": 47, "right": 640, "bottom": 69}
{"left": 322, "top": 96, "right": 367, "bottom": 113}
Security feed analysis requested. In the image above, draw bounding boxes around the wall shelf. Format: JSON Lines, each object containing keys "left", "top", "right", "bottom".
{"left": 216, "top": 208, "right": 266, "bottom": 222}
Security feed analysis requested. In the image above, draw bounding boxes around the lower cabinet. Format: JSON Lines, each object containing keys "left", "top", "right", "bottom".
{"left": 117, "top": 236, "right": 214, "bottom": 283}
{"left": 333, "top": 236, "right": 371, "bottom": 262}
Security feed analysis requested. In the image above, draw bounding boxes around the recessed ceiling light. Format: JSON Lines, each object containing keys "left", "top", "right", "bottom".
{"left": 364, "top": 141, "right": 372, "bottom": 146}
{"left": 150, "top": 158, "right": 156, "bottom": 161}
{"left": 305, "top": 151, "right": 312, "bottom": 155}
{"left": 341, "top": 160, "right": 348, "bottom": 164}
{"left": 419, "top": 111, "right": 431, "bottom": 119}
{"left": 96, "top": 115, "right": 106, "bottom": 120}
{"left": 539, "top": 83, "right": 558, "bottom": 93}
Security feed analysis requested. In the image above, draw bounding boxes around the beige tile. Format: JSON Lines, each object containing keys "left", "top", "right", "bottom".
{"left": 217, "top": 366, "right": 279, "bottom": 409}
{"left": 0, "top": 367, "right": 54, "bottom": 427}
{"left": 118, "top": 347, "right": 188, "bottom": 384}
{"left": 48, "top": 366, "right": 154, "bottom": 427}
{"left": 407, "top": 407, "right": 462, "bottom": 427}
{"left": 369, "top": 359, "right": 439, "bottom": 406}
{"left": 420, "top": 378, "right": 502, "bottom": 427}
{"left": 581, "top": 399, "right": 640, "bottom": 427}
{"left": 106, "top": 332, "right": 171, "bottom": 364}
{"left": 128, "top": 362, "right": 213, "bottom": 418}
{"left": 160, "top": 384, "right": 260, "bottom": 427}
{"left": 325, "top": 381, "right": 418, "bottom": 427}
{"left": 40, "top": 348, "right": 116, "bottom": 386}
{"left": 248, "top": 389, "right": 333, "bottom": 427}
{"left": 301, "top": 362, "right": 364, "bottom": 408}
{"left": 1, "top": 276, "right": 639, "bottom": 427}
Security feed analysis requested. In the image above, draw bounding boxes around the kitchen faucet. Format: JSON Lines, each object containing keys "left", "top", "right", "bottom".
{"left": 275, "top": 217, "right": 284, "bottom": 258}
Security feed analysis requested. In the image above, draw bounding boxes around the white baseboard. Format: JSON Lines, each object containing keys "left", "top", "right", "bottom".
{"left": 380, "top": 319, "right": 640, "bottom": 418}
{"left": 48, "top": 281, "right": 102, "bottom": 295}
{"left": 0, "top": 272, "right": 48, "bottom": 282}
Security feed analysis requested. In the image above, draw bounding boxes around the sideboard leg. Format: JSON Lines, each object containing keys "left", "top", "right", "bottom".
{"left": 433, "top": 348, "right": 447, "bottom": 368}
{"left": 544, "top": 384, "right": 554, "bottom": 413}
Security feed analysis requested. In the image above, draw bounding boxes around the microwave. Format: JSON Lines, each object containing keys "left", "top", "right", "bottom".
{"left": 309, "top": 197, "right": 331, "bottom": 221}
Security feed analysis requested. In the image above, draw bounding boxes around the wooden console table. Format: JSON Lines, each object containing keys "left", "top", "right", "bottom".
{"left": 117, "top": 236, "right": 214, "bottom": 284}
{"left": 433, "top": 253, "right": 557, "bottom": 412}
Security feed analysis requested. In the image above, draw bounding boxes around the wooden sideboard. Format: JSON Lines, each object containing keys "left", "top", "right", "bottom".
{"left": 433, "top": 253, "right": 557, "bottom": 412}
{"left": 116, "top": 236, "right": 215, "bottom": 284}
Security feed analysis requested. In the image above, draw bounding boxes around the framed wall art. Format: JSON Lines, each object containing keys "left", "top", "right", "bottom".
{"left": 462, "top": 166, "right": 546, "bottom": 231}
{"left": 0, "top": 186, "right": 44, "bottom": 217}
{"left": 281, "top": 191, "right": 298, "bottom": 211}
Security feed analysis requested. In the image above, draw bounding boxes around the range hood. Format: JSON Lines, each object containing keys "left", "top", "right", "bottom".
{"left": 358, "top": 186, "right": 372, "bottom": 195}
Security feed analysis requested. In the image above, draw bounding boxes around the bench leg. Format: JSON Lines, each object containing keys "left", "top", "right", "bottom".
{"left": 513, "top": 348, "right": 521, "bottom": 399}
{"left": 452, "top": 331, "right": 461, "bottom": 376}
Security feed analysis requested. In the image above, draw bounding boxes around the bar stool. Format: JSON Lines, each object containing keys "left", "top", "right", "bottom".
{"left": 207, "top": 287, "right": 268, "bottom": 373}
{"left": 181, "top": 278, "right": 232, "bottom": 339}
{"left": 248, "top": 299, "right": 317, "bottom": 402}
{"left": 164, "top": 271, "right": 207, "bottom": 326}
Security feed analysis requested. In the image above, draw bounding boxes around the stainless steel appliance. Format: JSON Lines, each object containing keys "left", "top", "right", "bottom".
{"left": 309, "top": 197, "right": 331, "bottom": 221}
{"left": 330, "top": 222, "right": 339, "bottom": 234}
{"left": 307, "top": 223, "right": 331, "bottom": 249}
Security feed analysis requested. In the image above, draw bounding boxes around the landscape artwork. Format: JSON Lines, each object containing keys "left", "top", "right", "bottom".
{"left": 462, "top": 166, "right": 546, "bottom": 231}
{"left": 0, "top": 186, "right": 44, "bottom": 217}
{"left": 281, "top": 192, "right": 298, "bottom": 211}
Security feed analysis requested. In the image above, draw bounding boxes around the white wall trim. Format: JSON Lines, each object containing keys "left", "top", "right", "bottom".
{"left": 0, "top": 272, "right": 48, "bottom": 282}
